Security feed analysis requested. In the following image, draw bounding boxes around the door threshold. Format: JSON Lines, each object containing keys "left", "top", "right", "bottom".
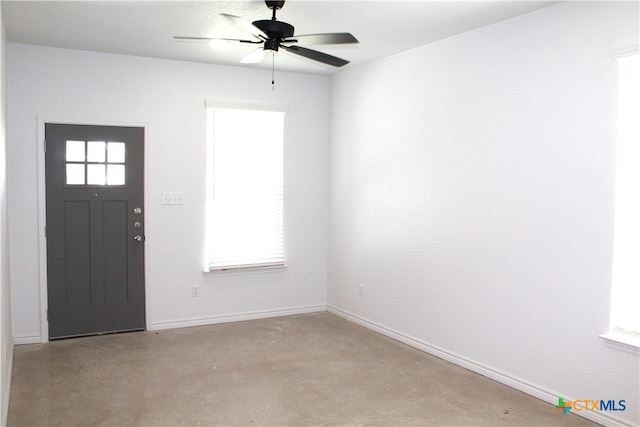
{"left": 50, "top": 328, "right": 146, "bottom": 341}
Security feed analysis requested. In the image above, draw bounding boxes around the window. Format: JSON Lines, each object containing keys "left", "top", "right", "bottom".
{"left": 65, "top": 140, "right": 126, "bottom": 186}
{"left": 608, "top": 51, "right": 640, "bottom": 346}
{"left": 205, "top": 102, "right": 285, "bottom": 271}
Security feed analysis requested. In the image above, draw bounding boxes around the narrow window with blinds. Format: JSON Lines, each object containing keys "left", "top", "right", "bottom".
{"left": 205, "top": 104, "right": 285, "bottom": 271}
{"left": 606, "top": 51, "right": 640, "bottom": 349}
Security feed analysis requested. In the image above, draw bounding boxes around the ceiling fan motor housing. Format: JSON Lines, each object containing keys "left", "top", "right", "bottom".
{"left": 253, "top": 19, "right": 295, "bottom": 51}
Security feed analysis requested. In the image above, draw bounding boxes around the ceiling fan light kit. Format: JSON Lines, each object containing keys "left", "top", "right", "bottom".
{"left": 174, "top": 0, "right": 358, "bottom": 78}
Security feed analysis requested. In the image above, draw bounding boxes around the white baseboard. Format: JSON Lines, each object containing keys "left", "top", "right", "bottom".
{"left": 150, "top": 304, "right": 327, "bottom": 331}
{"left": 10, "top": 305, "right": 635, "bottom": 426}
{"left": 13, "top": 306, "right": 327, "bottom": 341}
{"left": 13, "top": 335, "right": 43, "bottom": 345}
{"left": 327, "top": 305, "right": 634, "bottom": 427}
{"left": 1, "top": 338, "right": 13, "bottom": 427}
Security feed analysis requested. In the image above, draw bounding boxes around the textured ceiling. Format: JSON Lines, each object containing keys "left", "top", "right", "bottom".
{"left": 3, "top": 0, "right": 559, "bottom": 75}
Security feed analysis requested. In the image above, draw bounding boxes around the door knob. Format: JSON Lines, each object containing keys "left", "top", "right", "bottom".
{"left": 133, "top": 235, "right": 143, "bottom": 243}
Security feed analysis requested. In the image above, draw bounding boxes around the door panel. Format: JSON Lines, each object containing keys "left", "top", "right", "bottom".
{"left": 64, "top": 201, "right": 91, "bottom": 307}
{"left": 103, "top": 201, "right": 128, "bottom": 305}
{"left": 45, "top": 123, "right": 145, "bottom": 339}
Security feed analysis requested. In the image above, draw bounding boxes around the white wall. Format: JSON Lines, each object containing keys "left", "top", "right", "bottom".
{"left": 7, "top": 44, "right": 329, "bottom": 340}
{"left": 328, "top": 2, "right": 639, "bottom": 426}
{"left": 0, "top": 1, "right": 13, "bottom": 425}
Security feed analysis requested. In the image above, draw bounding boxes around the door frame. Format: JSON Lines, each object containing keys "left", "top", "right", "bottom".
{"left": 37, "top": 116, "right": 150, "bottom": 343}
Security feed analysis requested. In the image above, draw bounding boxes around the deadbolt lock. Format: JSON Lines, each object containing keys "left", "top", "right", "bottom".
{"left": 133, "top": 235, "right": 143, "bottom": 243}
{"left": 133, "top": 207, "right": 142, "bottom": 214}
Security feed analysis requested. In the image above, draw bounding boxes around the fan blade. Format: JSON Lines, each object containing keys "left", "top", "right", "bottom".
{"left": 241, "top": 48, "right": 267, "bottom": 64}
{"left": 286, "top": 33, "right": 358, "bottom": 45}
{"left": 221, "top": 13, "right": 268, "bottom": 40}
{"left": 174, "top": 36, "right": 262, "bottom": 44}
{"left": 281, "top": 45, "right": 349, "bottom": 67}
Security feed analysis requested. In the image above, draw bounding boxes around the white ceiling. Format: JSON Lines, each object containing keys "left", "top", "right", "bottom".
{"left": 2, "top": 0, "right": 559, "bottom": 76}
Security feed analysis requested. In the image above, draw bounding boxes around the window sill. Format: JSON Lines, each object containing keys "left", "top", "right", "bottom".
{"left": 600, "top": 330, "right": 640, "bottom": 355}
{"left": 204, "top": 264, "right": 287, "bottom": 277}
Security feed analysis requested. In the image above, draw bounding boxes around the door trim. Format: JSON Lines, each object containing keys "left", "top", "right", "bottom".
{"left": 37, "top": 116, "right": 149, "bottom": 343}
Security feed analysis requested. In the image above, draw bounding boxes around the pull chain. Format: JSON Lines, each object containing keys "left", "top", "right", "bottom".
{"left": 271, "top": 52, "right": 276, "bottom": 89}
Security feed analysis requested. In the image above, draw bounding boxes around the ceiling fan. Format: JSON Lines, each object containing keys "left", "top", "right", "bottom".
{"left": 174, "top": 0, "right": 359, "bottom": 68}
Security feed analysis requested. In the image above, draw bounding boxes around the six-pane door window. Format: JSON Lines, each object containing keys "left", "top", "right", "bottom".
{"left": 65, "top": 140, "right": 126, "bottom": 186}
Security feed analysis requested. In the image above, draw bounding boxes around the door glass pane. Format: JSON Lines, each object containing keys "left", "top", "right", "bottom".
{"left": 66, "top": 164, "right": 85, "bottom": 185}
{"left": 87, "top": 141, "right": 106, "bottom": 162}
{"left": 66, "top": 140, "right": 85, "bottom": 162}
{"left": 107, "top": 164, "right": 125, "bottom": 185}
{"left": 107, "top": 142, "right": 125, "bottom": 163}
{"left": 87, "top": 164, "right": 106, "bottom": 185}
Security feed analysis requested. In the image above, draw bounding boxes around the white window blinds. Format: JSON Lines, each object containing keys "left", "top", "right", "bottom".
{"left": 610, "top": 52, "right": 640, "bottom": 336}
{"left": 205, "top": 103, "right": 285, "bottom": 271}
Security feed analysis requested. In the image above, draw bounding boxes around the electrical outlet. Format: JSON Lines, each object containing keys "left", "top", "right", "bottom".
{"left": 358, "top": 284, "right": 364, "bottom": 297}
{"left": 192, "top": 285, "right": 200, "bottom": 297}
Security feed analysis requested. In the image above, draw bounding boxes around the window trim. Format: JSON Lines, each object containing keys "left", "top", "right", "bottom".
{"left": 604, "top": 46, "right": 640, "bottom": 353}
{"left": 203, "top": 263, "right": 287, "bottom": 277}
{"left": 204, "top": 100, "right": 287, "bottom": 114}
{"left": 600, "top": 330, "right": 640, "bottom": 355}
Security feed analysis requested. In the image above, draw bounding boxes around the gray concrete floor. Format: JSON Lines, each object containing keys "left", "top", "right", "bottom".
{"left": 8, "top": 312, "right": 597, "bottom": 426}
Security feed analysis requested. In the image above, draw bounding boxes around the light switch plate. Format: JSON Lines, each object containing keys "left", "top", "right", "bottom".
{"left": 162, "top": 192, "right": 183, "bottom": 205}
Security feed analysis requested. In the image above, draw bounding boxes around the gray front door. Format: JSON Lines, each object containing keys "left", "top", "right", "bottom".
{"left": 45, "top": 123, "right": 145, "bottom": 339}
